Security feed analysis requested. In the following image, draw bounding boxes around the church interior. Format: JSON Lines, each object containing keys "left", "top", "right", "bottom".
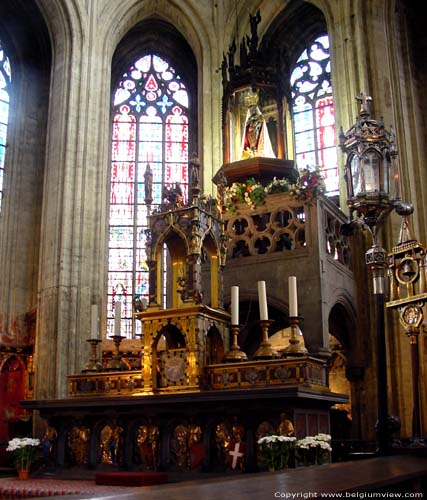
{"left": 0, "top": 0, "right": 427, "bottom": 494}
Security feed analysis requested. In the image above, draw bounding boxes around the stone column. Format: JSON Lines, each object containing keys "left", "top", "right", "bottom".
{"left": 33, "top": 0, "right": 111, "bottom": 398}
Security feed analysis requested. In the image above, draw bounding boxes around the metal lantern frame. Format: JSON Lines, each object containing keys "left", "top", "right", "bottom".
{"left": 340, "top": 94, "right": 404, "bottom": 456}
{"left": 340, "top": 94, "right": 401, "bottom": 229}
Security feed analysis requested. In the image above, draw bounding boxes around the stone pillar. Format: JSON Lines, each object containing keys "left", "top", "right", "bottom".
{"left": 33, "top": 0, "right": 111, "bottom": 398}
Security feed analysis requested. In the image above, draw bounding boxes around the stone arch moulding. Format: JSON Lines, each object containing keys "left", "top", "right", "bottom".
{"left": 102, "top": 1, "right": 216, "bottom": 191}
{"left": 327, "top": 291, "right": 363, "bottom": 373}
{"left": 99, "top": 0, "right": 208, "bottom": 76}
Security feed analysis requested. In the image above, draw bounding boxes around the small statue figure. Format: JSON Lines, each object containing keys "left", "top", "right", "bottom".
{"left": 187, "top": 424, "right": 204, "bottom": 470}
{"left": 137, "top": 425, "right": 153, "bottom": 469}
{"left": 162, "top": 183, "right": 184, "bottom": 209}
{"left": 176, "top": 275, "right": 188, "bottom": 302}
{"left": 189, "top": 152, "right": 200, "bottom": 188}
{"left": 110, "top": 425, "right": 124, "bottom": 464}
{"left": 214, "top": 422, "right": 230, "bottom": 467}
{"left": 148, "top": 424, "right": 160, "bottom": 470}
{"left": 241, "top": 105, "right": 276, "bottom": 160}
{"left": 215, "top": 170, "right": 228, "bottom": 212}
{"left": 144, "top": 162, "right": 153, "bottom": 203}
{"left": 172, "top": 424, "right": 189, "bottom": 469}
{"left": 248, "top": 9, "right": 261, "bottom": 56}
{"left": 189, "top": 223, "right": 201, "bottom": 254}
{"left": 99, "top": 425, "right": 113, "bottom": 464}
{"left": 42, "top": 426, "right": 58, "bottom": 467}
{"left": 68, "top": 425, "right": 90, "bottom": 466}
{"left": 278, "top": 412, "right": 295, "bottom": 437}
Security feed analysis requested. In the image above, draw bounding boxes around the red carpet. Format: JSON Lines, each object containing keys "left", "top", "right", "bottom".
{"left": 0, "top": 477, "right": 134, "bottom": 499}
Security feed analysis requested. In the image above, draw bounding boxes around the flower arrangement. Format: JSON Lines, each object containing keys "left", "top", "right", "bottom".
{"left": 223, "top": 168, "right": 324, "bottom": 213}
{"left": 295, "top": 433, "right": 332, "bottom": 466}
{"left": 257, "top": 435, "right": 296, "bottom": 471}
{"left": 7, "top": 437, "right": 40, "bottom": 471}
{"left": 224, "top": 177, "right": 266, "bottom": 212}
{"left": 265, "top": 177, "right": 291, "bottom": 195}
{"left": 224, "top": 176, "right": 292, "bottom": 212}
{"left": 289, "top": 167, "right": 326, "bottom": 203}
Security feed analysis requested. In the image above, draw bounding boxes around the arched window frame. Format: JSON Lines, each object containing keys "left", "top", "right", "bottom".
{"left": 108, "top": 53, "right": 191, "bottom": 339}
{"left": 0, "top": 39, "right": 11, "bottom": 212}
{"left": 290, "top": 34, "right": 338, "bottom": 197}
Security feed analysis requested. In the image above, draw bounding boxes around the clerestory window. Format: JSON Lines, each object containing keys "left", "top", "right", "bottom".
{"left": 290, "top": 35, "right": 338, "bottom": 197}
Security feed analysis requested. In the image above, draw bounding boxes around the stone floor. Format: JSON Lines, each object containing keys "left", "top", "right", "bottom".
{"left": 3, "top": 455, "right": 426, "bottom": 500}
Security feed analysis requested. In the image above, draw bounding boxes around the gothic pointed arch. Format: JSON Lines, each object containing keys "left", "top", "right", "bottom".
{"left": 261, "top": 2, "right": 338, "bottom": 199}
{"left": 0, "top": 0, "right": 51, "bottom": 342}
{"left": 108, "top": 21, "right": 197, "bottom": 338}
{"left": 0, "top": 39, "right": 10, "bottom": 212}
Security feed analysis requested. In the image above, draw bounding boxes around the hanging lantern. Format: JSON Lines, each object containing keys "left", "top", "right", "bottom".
{"left": 339, "top": 93, "right": 400, "bottom": 228}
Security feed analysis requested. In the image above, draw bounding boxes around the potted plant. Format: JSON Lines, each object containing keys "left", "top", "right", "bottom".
{"left": 257, "top": 435, "right": 296, "bottom": 471}
{"left": 6, "top": 437, "right": 40, "bottom": 479}
{"left": 295, "top": 433, "right": 332, "bottom": 466}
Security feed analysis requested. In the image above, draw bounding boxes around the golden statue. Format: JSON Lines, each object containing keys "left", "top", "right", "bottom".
{"left": 278, "top": 412, "right": 295, "bottom": 437}
{"left": 172, "top": 424, "right": 189, "bottom": 469}
{"left": 187, "top": 424, "right": 204, "bottom": 469}
{"left": 99, "top": 424, "right": 123, "bottom": 465}
{"left": 137, "top": 425, "right": 153, "bottom": 469}
{"left": 148, "top": 424, "right": 160, "bottom": 469}
{"left": 99, "top": 425, "right": 113, "bottom": 464}
{"left": 68, "top": 425, "right": 90, "bottom": 466}
{"left": 214, "top": 422, "right": 230, "bottom": 466}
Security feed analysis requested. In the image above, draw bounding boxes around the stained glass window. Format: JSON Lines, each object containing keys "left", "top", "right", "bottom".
{"left": 108, "top": 54, "right": 189, "bottom": 338}
{"left": 0, "top": 40, "right": 11, "bottom": 213}
{"left": 290, "top": 35, "right": 338, "bottom": 196}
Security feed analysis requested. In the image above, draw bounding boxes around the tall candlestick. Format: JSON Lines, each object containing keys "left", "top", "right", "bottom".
{"left": 114, "top": 301, "right": 122, "bottom": 336}
{"left": 257, "top": 281, "right": 268, "bottom": 321}
{"left": 90, "top": 304, "right": 98, "bottom": 339}
{"left": 289, "top": 276, "right": 298, "bottom": 317}
{"left": 231, "top": 286, "right": 239, "bottom": 325}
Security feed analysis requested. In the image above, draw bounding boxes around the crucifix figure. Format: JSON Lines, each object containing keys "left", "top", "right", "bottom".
{"left": 356, "top": 92, "right": 372, "bottom": 115}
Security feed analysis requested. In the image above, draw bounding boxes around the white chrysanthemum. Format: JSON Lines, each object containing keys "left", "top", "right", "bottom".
{"left": 314, "top": 433, "right": 331, "bottom": 442}
{"left": 277, "top": 436, "right": 296, "bottom": 442}
{"left": 7, "top": 437, "right": 40, "bottom": 451}
{"left": 318, "top": 441, "right": 332, "bottom": 451}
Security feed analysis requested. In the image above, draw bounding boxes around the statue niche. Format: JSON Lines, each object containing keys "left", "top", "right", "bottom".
{"left": 239, "top": 94, "right": 276, "bottom": 160}
{"left": 154, "top": 324, "right": 187, "bottom": 389}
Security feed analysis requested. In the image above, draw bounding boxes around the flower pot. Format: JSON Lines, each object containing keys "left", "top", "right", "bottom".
{"left": 18, "top": 469, "right": 30, "bottom": 480}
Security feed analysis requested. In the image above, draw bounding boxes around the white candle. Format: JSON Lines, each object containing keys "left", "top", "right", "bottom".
{"left": 257, "top": 281, "right": 268, "bottom": 321}
{"left": 289, "top": 276, "right": 298, "bottom": 317}
{"left": 231, "top": 286, "right": 239, "bottom": 325}
{"left": 90, "top": 304, "right": 98, "bottom": 339}
{"left": 114, "top": 301, "right": 122, "bottom": 336}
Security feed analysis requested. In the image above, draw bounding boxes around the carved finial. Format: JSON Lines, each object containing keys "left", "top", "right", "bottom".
{"left": 355, "top": 92, "right": 372, "bottom": 117}
{"left": 248, "top": 9, "right": 261, "bottom": 58}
